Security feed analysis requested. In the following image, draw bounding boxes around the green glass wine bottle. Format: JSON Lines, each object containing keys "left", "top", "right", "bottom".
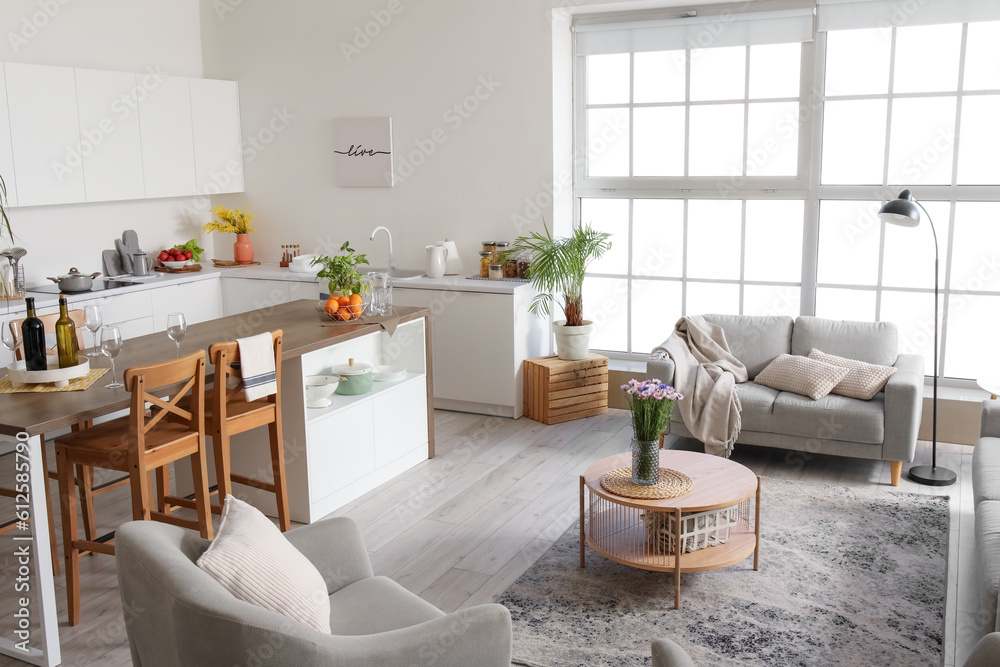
{"left": 55, "top": 294, "right": 80, "bottom": 368}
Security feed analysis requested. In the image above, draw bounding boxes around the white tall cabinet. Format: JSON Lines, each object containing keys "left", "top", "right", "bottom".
{"left": 75, "top": 68, "right": 146, "bottom": 202}
{"left": 190, "top": 78, "right": 244, "bottom": 194}
{"left": 4, "top": 63, "right": 85, "bottom": 206}
{"left": 139, "top": 75, "right": 197, "bottom": 199}
{"left": 0, "top": 66, "right": 17, "bottom": 207}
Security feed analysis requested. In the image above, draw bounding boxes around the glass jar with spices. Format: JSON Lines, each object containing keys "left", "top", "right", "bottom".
{"left": 503, "top": 252, "right": 519, "bottom": 278}
{"left": 489, "top": 263, "right": 503, "bottom": 280}
{"left": 517, "top": 251, "right": 531, "bottom": 279}
{"left": 478, "top": 251, "right": 493, "bottom": 278}
{"left": 493, "top": 242, "right": 510, "bottom": 264}
{"left": 482, "top": 241, "right": 496, "bottom": 258}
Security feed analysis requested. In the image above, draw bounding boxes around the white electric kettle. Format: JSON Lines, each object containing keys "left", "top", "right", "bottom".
{"left": 425, "top": 244, "right": 448, "bottom": 278}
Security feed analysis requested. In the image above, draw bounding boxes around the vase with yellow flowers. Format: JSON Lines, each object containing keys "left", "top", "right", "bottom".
{"left": 203, "top": 205, "right": 257, "bottom": 264}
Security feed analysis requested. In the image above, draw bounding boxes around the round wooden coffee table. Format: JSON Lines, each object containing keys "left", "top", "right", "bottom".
{"left": 579, "top": 449, "right": 761, "bottom": 609}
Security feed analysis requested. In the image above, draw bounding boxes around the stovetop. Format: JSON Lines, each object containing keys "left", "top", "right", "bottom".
{"left": 26, "top": 278, "right": 140, "bottom": 295}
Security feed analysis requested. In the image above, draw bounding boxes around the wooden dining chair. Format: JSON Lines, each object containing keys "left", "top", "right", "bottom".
{"left": 6, "top": 312, "right": 118, "bottom": 575}
{"left": 162, "top": 330, "right": 290, "bottom": 531}
{"left": 54, "top": 350, "right": 214, "bottom": 626}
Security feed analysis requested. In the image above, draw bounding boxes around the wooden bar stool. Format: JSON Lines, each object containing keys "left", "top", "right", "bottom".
{"left": 54, "top": 350, "right": 214, "bottom": 626}
{"left": 162, "top": 330, "right": 289, "bottom": 531}
{"left": 7, "top": 312, "right": 122, "bottom": 575}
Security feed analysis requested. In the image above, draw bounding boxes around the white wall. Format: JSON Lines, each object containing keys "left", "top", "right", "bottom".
{"left": 0, "top": 0, "right": 208, "bottom": 287}
{"left": 199, "top": 0, "right": 589, "bottom": 272}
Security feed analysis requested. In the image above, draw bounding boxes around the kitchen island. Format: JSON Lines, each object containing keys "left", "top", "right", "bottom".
{"left": 0, "top": 299, "right": 432, "bottom": 666}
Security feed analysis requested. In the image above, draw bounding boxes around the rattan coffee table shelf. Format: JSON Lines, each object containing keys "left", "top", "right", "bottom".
{"left": 580, "top": 450, "right": 761, "bottom": 609}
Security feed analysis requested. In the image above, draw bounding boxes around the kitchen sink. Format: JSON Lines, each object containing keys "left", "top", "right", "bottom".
{"left": 365, "top": 268, "right": 424, "bottom": 280}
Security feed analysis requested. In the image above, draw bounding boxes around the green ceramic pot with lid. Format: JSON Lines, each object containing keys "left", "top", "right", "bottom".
{"left": 333, "top": 358, "right": 373, "bottom": 396}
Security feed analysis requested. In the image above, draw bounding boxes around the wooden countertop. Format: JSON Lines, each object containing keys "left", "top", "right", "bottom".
{"left": 0, "top": 300, "right": 431, "bottom": 437}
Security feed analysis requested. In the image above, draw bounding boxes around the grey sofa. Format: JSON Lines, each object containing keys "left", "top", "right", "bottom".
{"left": 649, "top": 315, "right": 924, "bottom": 486}
{"left": 115, "top": 517, "right": 513, "bottom": 667}
{"left": 974, "top": 400, "right": 1000, "bottom": 633}
{"left": 650, "top": 634, "right": 1000, "bottom": 667}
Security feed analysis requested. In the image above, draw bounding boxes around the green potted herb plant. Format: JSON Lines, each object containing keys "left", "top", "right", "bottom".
{"left": 508, "top": 222, "right": 611, "bottom": 360}
{"left": 311, "top": 241, "right": 369, "bottom": 296}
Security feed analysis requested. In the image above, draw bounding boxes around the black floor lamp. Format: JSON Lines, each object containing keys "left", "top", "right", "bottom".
{"left": 878, "top": 189, "right": 956, "bottom": 486}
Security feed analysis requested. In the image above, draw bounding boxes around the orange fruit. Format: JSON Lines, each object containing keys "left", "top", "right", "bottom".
{"left": 337, "top": 306, "right": 352, "bottom": 321}
{"left": 348, "top": 293, "right": 363, "bottom": 306}
{"left": 337, "top": 295, "right": 350, "bottom": 306}
{"left": 324, "top": 296, "right": 339, "bottom": 315}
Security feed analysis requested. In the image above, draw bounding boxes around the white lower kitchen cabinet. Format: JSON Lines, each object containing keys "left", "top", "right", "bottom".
{"left": 150, "top": 279, "right": 224, "bottom": 330}
{"left": 222, "top": 277, "right": 320, "bottom": 316}
{"left": 393, "top": 286, "right": 547, "bottom": 418}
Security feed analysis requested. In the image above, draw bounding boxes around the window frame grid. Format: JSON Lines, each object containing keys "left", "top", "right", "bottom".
{"left": 574, "top": 20, "right": 1000, "bottom": 381}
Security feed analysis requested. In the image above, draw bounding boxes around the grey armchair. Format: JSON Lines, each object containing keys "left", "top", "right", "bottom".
{"left": 116, "top": 517, "right": 512, "bottom": 667}
{"left": 651, "top": 633, "right": 1000, "bottom": 667}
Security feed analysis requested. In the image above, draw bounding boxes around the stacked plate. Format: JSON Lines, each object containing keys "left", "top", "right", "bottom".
{"left": 373, "top": 365, "right": 407, "bottom": 382}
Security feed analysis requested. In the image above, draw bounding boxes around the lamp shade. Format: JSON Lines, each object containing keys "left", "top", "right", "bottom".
{"left": 878, "top": 189, "right": 921, "bottom": 227}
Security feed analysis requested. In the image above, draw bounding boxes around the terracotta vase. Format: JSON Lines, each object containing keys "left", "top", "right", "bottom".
{"left": 233, "top": 233, "right": 254, "bottom": 264}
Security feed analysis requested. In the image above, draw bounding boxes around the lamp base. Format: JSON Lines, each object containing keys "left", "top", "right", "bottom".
{"left": 908, "top": 464, "right": 957, "bottom": 486}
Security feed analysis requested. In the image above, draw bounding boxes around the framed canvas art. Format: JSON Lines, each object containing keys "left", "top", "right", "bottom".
{"left": 333, "top": 116, "right": 394, "bottom": 187}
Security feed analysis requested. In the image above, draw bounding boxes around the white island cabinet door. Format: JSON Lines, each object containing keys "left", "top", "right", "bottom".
{"left": 75, "top": 69, "right": 145, "bottom": 202}
{"left": 138, "top": 76, "right": 196, "bottom": 198}
{"left": 190, "top": 78, "right": 244, "bottom": 195}
{"left": 4, "top": 63, "right": 85, "bottom": 206}
{"left": 0, "top": 66, "right": 17, "bottom": 207}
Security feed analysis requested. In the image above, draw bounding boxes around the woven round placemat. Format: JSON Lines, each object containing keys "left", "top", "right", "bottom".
{"left": 600, "top": 467, "right": 693, "bottom": 500}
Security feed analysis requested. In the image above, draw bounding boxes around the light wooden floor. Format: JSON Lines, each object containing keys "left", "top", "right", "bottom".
{"left": 0, "top": 409, "right": 987, "bottom": 666}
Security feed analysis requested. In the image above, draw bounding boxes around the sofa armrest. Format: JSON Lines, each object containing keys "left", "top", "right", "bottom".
{"left": 284, "top": 517, "right": 373, "bottom": 594}
{"left": 648, "top": 354, "right": 675, "bottom": 387}
{"left": 651, "top": 638, "right": 696, "bottom": 667}
{"left": 983, "top": 400, "right": 1000, "bottom": 439}
{"left": 317, "top": 604, "right": 513, "bottom": 667}
{"left": 965, "top": 633, "right": 1000, "bottom": 667}
{"left": 881, "top": 353, "right": 924, "bottom": 463}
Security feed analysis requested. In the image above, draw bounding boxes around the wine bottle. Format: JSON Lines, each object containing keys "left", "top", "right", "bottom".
{"left": 55, "top": 295, "right": 80, "bottom": 368}
{"left": 21, "top": 296, "right": 47, "bottom": 371}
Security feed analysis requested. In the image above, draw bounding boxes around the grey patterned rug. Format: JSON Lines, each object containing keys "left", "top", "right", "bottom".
{"left": 499, "top": 478, "right": 949, "bottom": 666}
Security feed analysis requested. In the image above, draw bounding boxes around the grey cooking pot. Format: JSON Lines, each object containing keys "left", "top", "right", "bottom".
{"left": 47, "top": 267, "right": 102, "bottom": 292}
{"left": 332, "top": 358, "right": 373, "bottom": 396}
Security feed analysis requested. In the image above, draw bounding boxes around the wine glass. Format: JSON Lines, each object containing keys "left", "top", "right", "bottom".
{"left": 1, "top": 321, "right": 22, "bottom": 361}
{"left": 101, "top": 326, "right": 124, "bottom": 389}
{"left": 166, "top": 313, "right": 187, "bottom": 358}
{"left": 83, "top": 305, "right": 102, "bottom": 357}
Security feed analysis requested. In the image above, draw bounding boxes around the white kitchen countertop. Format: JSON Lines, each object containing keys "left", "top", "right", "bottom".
{"left": 1, "top": 263, "right": 530, "bottom": 316}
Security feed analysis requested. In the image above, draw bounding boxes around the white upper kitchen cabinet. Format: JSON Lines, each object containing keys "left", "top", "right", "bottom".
{"left": 138, "top": 75, "right": 196, "bottom": 199}
{"left": 4, "top": 63, "right": 85, "bottom": 206}
{"left": 0, "top": 67, "right": 17, "bottom": 207}
{"left": 75, "top": 68, "right": 145, "bottom": 202}
{"left": 190, "top": 78, "right": 244, "bottom": 195}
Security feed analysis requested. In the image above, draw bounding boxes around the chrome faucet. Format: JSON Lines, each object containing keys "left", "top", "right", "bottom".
{"left": 370, "top": 226, "right": 396, "bottom": 271}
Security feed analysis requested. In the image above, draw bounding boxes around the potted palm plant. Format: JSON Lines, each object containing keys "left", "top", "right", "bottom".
{"left": 509, "top": 222, "right": 611, "bottom": 360}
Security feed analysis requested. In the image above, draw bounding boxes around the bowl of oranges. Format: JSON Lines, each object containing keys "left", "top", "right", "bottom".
{"left": 321, "top": 292, "right": 365, "bottom": 322}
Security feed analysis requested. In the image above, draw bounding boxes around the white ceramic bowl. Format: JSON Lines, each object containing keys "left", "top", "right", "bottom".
{"left": 161, "top": 260, "right": 189, "bottom": 269}
{"left": 305, "top": 375, "right": 340, "bottom": 408}
{"left": 373, "top": 365, "right": 407, "bottom": 382}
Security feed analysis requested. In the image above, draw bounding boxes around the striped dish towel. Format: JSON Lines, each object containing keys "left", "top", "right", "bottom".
{"left": 237, "top": 332, "right": 277, "bottom": 402}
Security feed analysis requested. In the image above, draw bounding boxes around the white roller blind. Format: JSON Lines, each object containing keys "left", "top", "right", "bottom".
{"left": 817, "top": 0, "right": 1000, "bottom": 32}
{"left": 576, "top": 8, "right": 815, "bottom": 56}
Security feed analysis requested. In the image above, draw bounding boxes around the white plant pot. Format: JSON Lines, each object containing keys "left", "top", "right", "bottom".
{"left": 552, "top": 320, "right": 594, "bottom": 360}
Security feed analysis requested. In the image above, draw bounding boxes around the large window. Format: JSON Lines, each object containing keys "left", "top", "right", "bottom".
{"left": 574, "top": 7, "right": 1000, "bottom": 380}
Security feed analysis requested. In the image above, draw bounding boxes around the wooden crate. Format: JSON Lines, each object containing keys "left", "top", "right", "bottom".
{"left": 523, "top": 354, "right": 608, "bottom": 425}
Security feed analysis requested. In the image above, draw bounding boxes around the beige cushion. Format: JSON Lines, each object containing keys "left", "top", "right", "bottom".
{"left": 755, "top": 354, "right": 849, "bottom": 401}
{"left": 196, "top": 496, "right": 332, "bottom": 634}
{"left": 807, "top": 348, "right": 897, "bottom": 400}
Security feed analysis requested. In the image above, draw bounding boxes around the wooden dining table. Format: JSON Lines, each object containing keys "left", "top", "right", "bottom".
{"left": 0, "top": 300, "right": 433, "bottom": 666}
